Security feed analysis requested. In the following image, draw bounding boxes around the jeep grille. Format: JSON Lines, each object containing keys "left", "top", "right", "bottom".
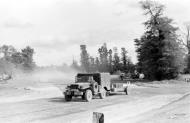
{"left": 70, "top": 84, "right": 79, "bottom": 89}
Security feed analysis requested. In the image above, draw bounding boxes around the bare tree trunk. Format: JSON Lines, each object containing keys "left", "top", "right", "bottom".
{"left": 93, "top": 112, "right": 104, "bottom": 123}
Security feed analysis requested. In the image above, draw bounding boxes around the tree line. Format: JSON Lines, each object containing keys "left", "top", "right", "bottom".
{"left": 1, "top": 0, "right": 190, "bottom": 81}
{"left": 0, "top": 45, "right": 35, "bottom": 74}
{"left": 71, "top": 43, "right": 135, "bottom": 74}
{"left": 74, "top": 0, "right": 190, "bottom": 81}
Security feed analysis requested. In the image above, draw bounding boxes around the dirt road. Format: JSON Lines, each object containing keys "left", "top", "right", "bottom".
{"left": 132, "top": 93, "right": 190, "bottom": 123}
{"left": 0, "top": 82, "right": 189, "bottom": 123}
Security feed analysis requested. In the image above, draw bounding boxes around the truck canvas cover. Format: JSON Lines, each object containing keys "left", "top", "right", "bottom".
{"left": 77, "top": 73, "right": 111, "bottom": 90}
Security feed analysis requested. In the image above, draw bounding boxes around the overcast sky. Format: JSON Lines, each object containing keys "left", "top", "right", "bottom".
{"left": 0, "top": 0, "right": 190, "bottom": 66}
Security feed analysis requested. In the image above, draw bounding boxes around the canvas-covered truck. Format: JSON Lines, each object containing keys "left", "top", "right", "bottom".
{"left": 64, "top": 73, "right": 128, "bottom": 102}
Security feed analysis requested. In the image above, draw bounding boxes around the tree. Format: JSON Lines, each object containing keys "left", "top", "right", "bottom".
{"left": 98, "top": 43, "right": 109, "bottom": 72}
{"left": 178, "top": 23, "right": 190, "bottom": 73}
{"left": 120, "top": 48, "right": 135, "bottom": 73}
{"left": 0, "top": 45, "right": 17, "bottom": 74}
{"left": 95, "top": 57, "right": 100, "bottom": 72}
{"left": 89, "top": 56, "right": 96, "bottom": 72}
{"left": 113, "top": 47, "right": 120, "bottom": 72}
{"left": 121, "top": 48, "right": 127, "bottom": 70}
{"left": 11, "top": 51, "right": 23, "bottom": 67}
{"left": 184, "top": 24, "right": 190, "bottom": 73}
{"left": 80, "top": 45, "right": 90, "bottom": 72}
{"left": 21, "top": 46, "right": 35, "bottom": 71}
{"left": 135, "top": 0, "right": 183, "bottom": 80}
{"left": 108, "top": 49, "right": 113, "bottom": 73}
{"left": 0, "top": 45, "right": 16, "bottom": 61}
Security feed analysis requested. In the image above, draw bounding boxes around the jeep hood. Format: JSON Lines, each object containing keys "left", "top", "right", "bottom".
{"left": 69, "top": 83, "right": 90, "bottom": 88}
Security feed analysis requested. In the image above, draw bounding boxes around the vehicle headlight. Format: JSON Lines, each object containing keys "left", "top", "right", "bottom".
{"left": 79, "top": 86, "right": 83, "bottom": 89}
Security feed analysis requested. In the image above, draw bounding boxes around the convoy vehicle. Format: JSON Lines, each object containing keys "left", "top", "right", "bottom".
{"left": 64, "top": 73, "right": 128, "bottom": 102}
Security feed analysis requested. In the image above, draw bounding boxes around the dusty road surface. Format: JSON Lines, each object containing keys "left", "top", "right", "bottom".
{"left": 0, "top": 81, "right": 189, "bottom": 123}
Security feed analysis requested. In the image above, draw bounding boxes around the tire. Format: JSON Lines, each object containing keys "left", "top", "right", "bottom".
{"left": 85, "top": 90, "right": 93, "bottom": 102}
{"left": 124, "top": 88, "right": 128, "bottom": 95}
{"left": 65, "top": 94, "right": 72, "bottom": 101}
{"left": 92, "top": 82, "right": 99, "bottom": 94}
{"left": 99, "top": 90, "right": 106, "bottom": 99}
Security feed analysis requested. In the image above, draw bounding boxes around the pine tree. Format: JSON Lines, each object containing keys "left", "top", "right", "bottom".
{"left": 89, "top": 56, "right": 96, "bottom": 72}
{"left": 121, "top": 48, "right": 127, "bottom": 71}
{"left": 80, "top": 45, "right": 90, "bottom": 72}
{"left": 135, "top": 0, "right": 183, "bottom": 80}
{"left": 108, "top": 49, "right": 113, "bottom": 73}
{"left": 98, "top": 43, "right": 109, "bottom": 72}
{"left": 113, "top": 47, "right": 120, "bottom": 72}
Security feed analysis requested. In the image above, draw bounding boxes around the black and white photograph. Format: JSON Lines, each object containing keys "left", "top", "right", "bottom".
{"left": 0, "top": 0, "right": 190, "bottom": 123}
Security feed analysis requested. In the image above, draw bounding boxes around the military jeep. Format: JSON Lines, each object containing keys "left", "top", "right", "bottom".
{"left": 64, "top": 73, "right": 110, "bottom": 102}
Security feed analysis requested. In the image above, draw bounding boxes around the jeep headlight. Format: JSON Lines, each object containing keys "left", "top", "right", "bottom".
{"left": 79, "top": 86, "right": 83, "bottom": 89}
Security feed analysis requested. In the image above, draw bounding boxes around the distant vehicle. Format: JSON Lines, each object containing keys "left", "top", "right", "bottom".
{"left": 64, "top": 73, "right": 128, "bottom": 102}
{"left": 0, "top": 74, "right": 12, "bottom": 82}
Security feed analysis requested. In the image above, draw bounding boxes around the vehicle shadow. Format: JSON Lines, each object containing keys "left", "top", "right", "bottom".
{"left": 48, "top": 97, "right": 87, "bottom": 103}
{"left": 48, "top": 97, "right": 65, "bottom": 103}
{"left": 48, "top": 92, "right": 127, "bottom": 103}
{"left": 108, "top": 92, "right": 126, "bottom": 96}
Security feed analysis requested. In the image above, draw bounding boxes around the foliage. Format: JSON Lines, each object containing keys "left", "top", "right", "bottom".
{"left": 179, "top": 23, "right": 190, "bottom": 73}
{"left": 98, "top": 43, "right": 109, "bottom": 72}
{"left": 0, "top": 45, "right": 35, "bottom": 74}
{"left": 135, "top": 0, "right": 184, "bottom": 80}
{"left": 21, "top": 46, "right": 35, "bottom": 71}
{"left": 80, "top": 45, "right": 90, "bottom": 72}
{"left": 108, "top": 49, "right": 113, "bottom": 72}
{"left": 113, "top": 47, "right": 121, "bottom": 72}
{"left": 79, "top": 43, "right": 134, "bottom": 74}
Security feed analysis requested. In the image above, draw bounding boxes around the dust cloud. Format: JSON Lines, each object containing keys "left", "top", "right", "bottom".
{"left": 9, "top": 68, "right": 80, "bottom": 89}
{"left": 29, "top": 69, "right": 77, "bottom": 84}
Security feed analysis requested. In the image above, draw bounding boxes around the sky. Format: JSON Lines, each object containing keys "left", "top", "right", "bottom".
{"left": 0, "top": 0, "right": 190, "bottom": 66}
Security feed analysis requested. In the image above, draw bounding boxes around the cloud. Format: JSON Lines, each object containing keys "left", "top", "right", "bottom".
{"left": 112, "top": 0, "right": 141, "bottom": 17}
{"left": 3, "top": 18, "right": 33, "bottom": 29}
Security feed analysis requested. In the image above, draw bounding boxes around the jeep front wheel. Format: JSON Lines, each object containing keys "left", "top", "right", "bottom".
{"left": 85, "top": 90, "right": 92, "bottom": 102}
{"left": 65, "top": 95, "right": 72, "bottom": 101}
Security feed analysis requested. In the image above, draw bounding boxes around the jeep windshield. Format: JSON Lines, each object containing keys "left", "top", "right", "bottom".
{"left": 76, "top": 76, "right": 92, "bottom": 83}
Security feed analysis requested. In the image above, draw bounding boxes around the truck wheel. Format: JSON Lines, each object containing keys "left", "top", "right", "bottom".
{"left": 124, "top": 88, "right": 128, "bottom": 95}
{"left": 92, "top": 82, "right": 98, "bottom": 94}
{"left": 85, "top": 90, "right": 92, "bottom": 102}
{"left": 99, "top": 90, "right": 106, "bottom": 99}
{"left": 65, "top": 95, "right": 72, "bottom": 101}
